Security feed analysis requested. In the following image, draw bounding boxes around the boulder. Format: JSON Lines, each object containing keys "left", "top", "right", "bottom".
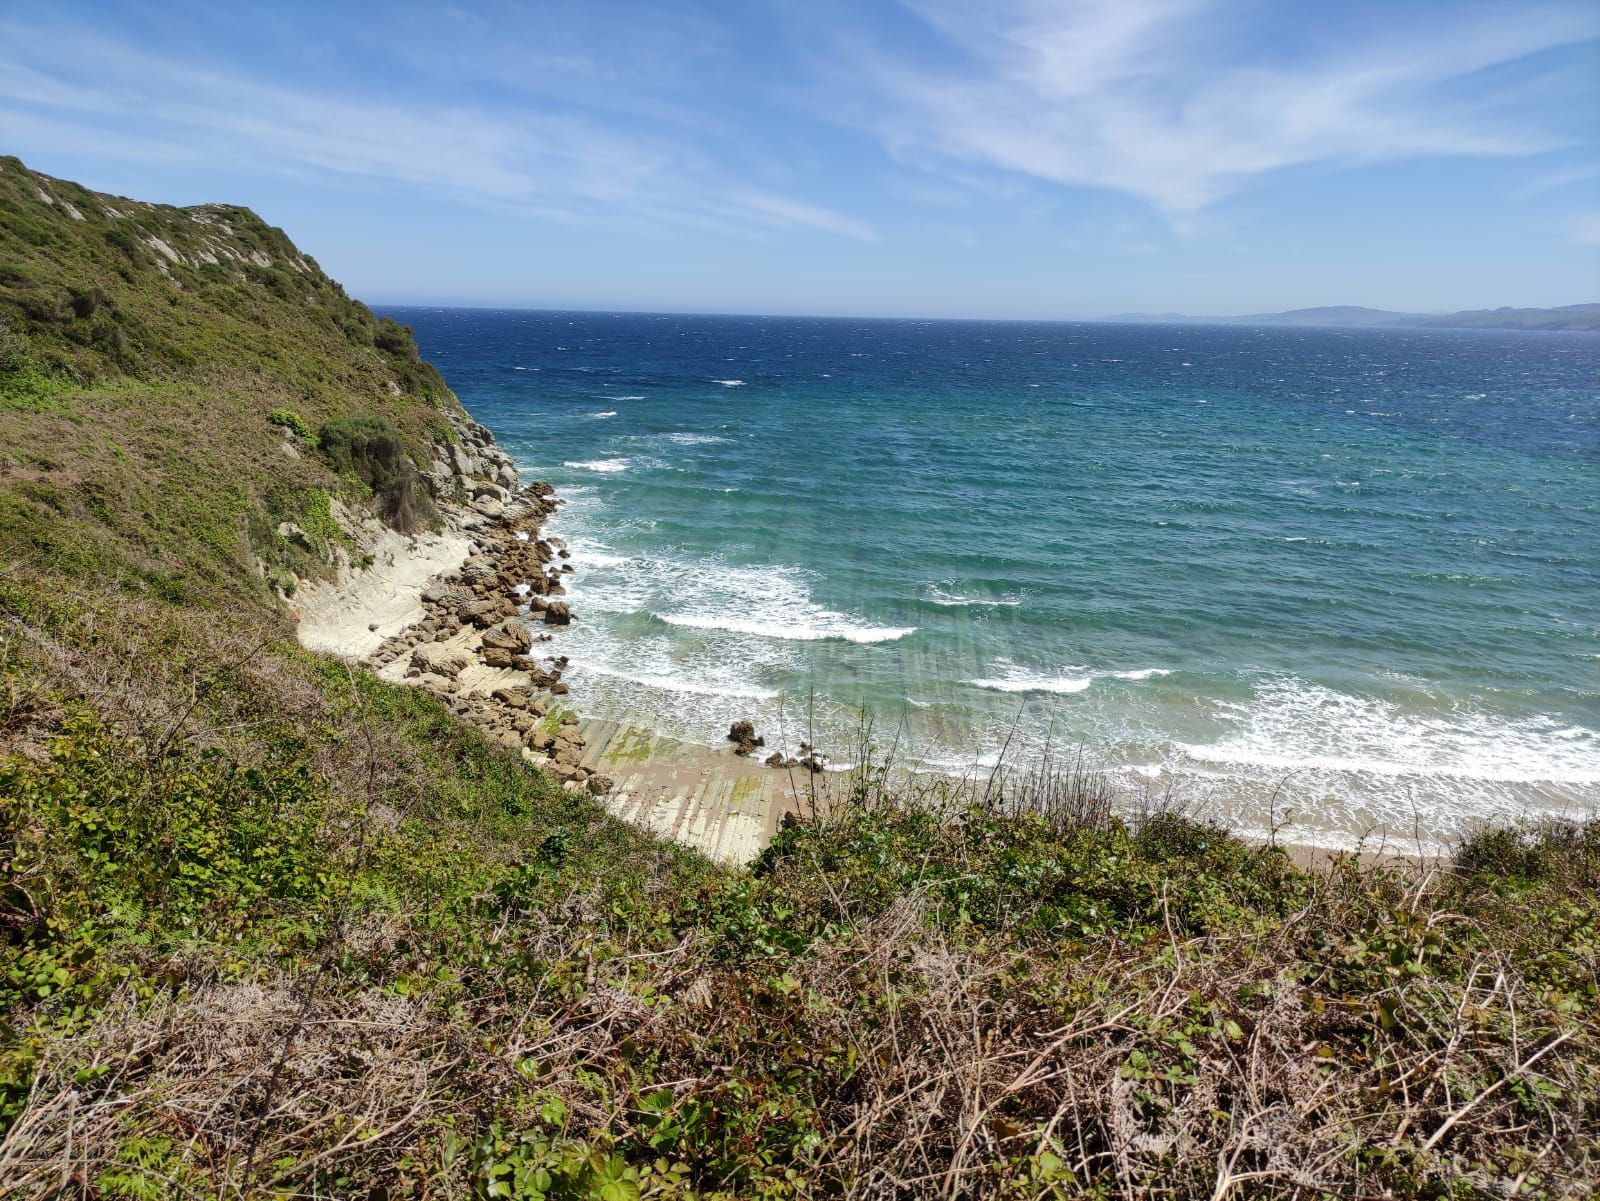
{"left": 482, "top": 647, "right": 518, "bottom": 669}
{"left": 458, "top": 598, "right": 510, "bottom": 627}
{"left": 587, "top": 775, "right": 614, "bottom": 796}
{"left": 277, "top": 521, "right": 313, "bottom": 551}
{"left": 542, "top": 601, "right": 573, "bottom": 626}
{"left": 422, "top": 582, "right": 466, "bottom": 606}
{"left": 471, "top": 495, "right": 504, "bottom": 519}
{"left": 727, "top": 720, "right": 764, "bottom": 756}
{"left": 764, "top": 751, "right": 788, "bottom": 768}
{"left": 411, "top": 644, "right": 471, "bottom": 678}
{"left": 482, "top": 620, "right": 534, "bottom": 653}
{"left": 460, "top": 560, "right": 498, "bottom": 587}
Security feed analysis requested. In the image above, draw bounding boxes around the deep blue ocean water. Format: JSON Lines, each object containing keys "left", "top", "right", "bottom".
{"left": 386, "top": 308, "right": 1600, "bottom": 847}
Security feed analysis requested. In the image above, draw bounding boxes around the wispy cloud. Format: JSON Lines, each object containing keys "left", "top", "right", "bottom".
{"left": 1521, "top": 163, "right": 1600, "bottom": 196}
{"left": 727, "top": 191, "right": 878, "bottom": 241}
{"left": 821, "top": 0, "right": 1597, "bottom": 213}
{"left": 0, "top": 21, "right": 874, "bottom": 241}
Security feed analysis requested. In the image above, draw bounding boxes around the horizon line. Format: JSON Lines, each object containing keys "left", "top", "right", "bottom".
{"left": 367, "top": 300, "right": 1600, "bottom": 328}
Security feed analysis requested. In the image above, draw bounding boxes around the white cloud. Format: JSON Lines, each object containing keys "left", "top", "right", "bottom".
{"left": 0, "top": 24, "right": 873, "bottom": 242}
{"left": 826, "top": 0, "right": 1596, "bottom": 213}
{"left": 728, "top": 191, "right": 878, "bottom": 240}
{"left": 1521, "top": 163, "right": 1600, "bottom": 195}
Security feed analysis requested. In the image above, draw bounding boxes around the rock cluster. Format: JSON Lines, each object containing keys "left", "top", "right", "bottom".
{"left": 727, "top": 720, "right": 765, "bottom": 756}
{"left": 764, "top": 741, "right": 826, "bottom": 773}
{"left": 364, "top": 417, "right": 605, "bottom": 794}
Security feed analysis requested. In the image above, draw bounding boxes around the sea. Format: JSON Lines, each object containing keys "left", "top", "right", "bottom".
{"left": 383, "top": 308, "right": 1600, "bottom": 849}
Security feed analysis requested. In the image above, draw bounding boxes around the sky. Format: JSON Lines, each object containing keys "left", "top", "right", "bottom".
{"left": 3, "top": 0, "right": 1598, "bottom": 319}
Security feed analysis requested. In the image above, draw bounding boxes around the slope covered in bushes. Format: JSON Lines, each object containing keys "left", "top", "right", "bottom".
{"left": 0, "top": 156, "right": 456, "bottom": 608}
{"left": 0, "top": 160, "right": 1595, "bottom": 1199}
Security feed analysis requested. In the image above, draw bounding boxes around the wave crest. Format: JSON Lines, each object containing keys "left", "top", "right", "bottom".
{"left": 660, "top": 611, "right": 914, "bottom": 644}
{"left": 972, "top": 665, "right": 1092, "bottom": 694}
{"left": 564, "top": 458, "right": 630, "bottom": 473}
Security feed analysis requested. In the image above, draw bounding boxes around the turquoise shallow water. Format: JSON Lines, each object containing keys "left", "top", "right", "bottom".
{"left": 388, "top": 308, "right": 1600, "bottom": 847}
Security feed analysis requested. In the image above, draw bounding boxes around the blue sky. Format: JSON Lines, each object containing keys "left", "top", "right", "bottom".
{"left": 3, "top": 0, "right": 1598, "bottom": 318}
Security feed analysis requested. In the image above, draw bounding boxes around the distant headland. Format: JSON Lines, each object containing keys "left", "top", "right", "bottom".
{"left": 1099, "top": 302, "right": 1600, "bottom": 332}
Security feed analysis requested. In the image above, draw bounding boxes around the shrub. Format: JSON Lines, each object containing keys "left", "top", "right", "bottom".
{"left": 267, "top": 407, "right": 311, "bottom": 438}
{"left": 1457, "top": 820, "right": 1600, "bottom": 888}
{"left": 372, "top": 315, "right": 417, "bottom": 358}
{"left": 316, "top": 412, "right": 437, "bottom": 533}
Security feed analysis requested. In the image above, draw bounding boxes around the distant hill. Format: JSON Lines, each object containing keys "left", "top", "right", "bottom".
{"left": 1101, "top": 303, "right": 1600, "bottom": 332}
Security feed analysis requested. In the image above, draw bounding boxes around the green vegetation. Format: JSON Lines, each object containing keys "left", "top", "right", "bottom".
{"left": 2, "top": 158, "right": 1595, "bottom": 1199}
{"left": 0, "top": 155, "right": 455, "bottom": 609}
{"left": 316, "top": 413, "right": 439, "bottom": 533}
{"left": 266, "top": 407, "right": 311, "bottom": 439}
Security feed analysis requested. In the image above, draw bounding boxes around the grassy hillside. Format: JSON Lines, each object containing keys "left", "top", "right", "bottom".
{"left": 0, "top": 154, "right": 459, "bottom": 608}
{"left": 1, "top": 160, "right": 1596, "bottom": 1199}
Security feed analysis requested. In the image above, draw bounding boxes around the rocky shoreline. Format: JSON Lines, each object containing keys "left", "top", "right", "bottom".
{"left": 328, "top": 415, "right": 611, "bottom": 796}
{"left": 297, "top": 408, "right": 828, "bottom": 810}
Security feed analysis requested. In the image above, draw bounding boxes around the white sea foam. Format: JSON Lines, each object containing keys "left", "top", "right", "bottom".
{"left": 919, "top": 747, "right": 1007, "bottom": 775}
{"left": 1178, "top": 677, "right": 1600, "bottom": 786}
{"left": 972, "top": 664, "right": 1093, "bottom": 694}
{"left": 590, "top": 410, "right": 618, "bottom": 419}
{"left": 971, "top": 663, "right": 1170, "bottom": 692}
{"left": 712, "top": 379, "right": 745, "bottom": 387}
{"left": 664, "top": 432, "right": 727, "bottom": 446}
{"left": 553, "top": 535, "right": 915, "bottom": 647}
{"left": 926, "top": 584, "right": 1022, "bottom": 607}
{"left": 572, "top": 659, "right": 779, "bottom": 700}
{"left": 564, "top": 458, "right": 631, "bottom": 473}
{"left": 662, "top": 611, "right": 914, "bottom": 644}
{"left": 602, "top": 395, "right": 645, "bottom": 401}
